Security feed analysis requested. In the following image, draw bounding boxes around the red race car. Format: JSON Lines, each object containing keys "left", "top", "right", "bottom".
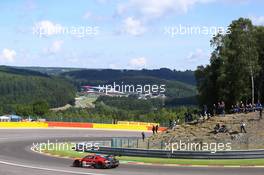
{"left": 73, "top": 154, "right": 119, "bottom": 169}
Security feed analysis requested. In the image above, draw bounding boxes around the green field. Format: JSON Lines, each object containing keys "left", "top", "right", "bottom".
{"left": 41, "top": 144, "right": 264, "bottom": 166}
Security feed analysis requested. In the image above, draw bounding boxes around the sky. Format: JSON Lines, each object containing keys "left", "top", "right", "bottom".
{"left": 0, "top": 0, "right": 263, "bottom": 70}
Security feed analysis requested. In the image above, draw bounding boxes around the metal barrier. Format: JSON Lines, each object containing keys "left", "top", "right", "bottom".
{"left": 86, "top": 147, "right": 264, "bottom": 159}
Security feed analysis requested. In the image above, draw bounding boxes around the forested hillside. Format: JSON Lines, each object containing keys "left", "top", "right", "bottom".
{"left": 61, "top": 69, "right": 197, "bottom": 98}
{"left": 0, "top": 66, "right": 76, "bottom": 114}
{"left": 61, "top": 68, "right": 196, "bottom": 85}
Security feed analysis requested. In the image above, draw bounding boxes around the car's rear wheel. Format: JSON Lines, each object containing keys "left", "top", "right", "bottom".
{"left": 73, "top": 160, "right": 81, "bottom": 167}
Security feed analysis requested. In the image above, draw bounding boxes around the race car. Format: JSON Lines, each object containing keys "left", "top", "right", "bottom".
{"left": 72, "top": 154, "right": 119, "bottom": 169}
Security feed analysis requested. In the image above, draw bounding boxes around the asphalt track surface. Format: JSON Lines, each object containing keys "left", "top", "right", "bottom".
{"left": 0, "top": 129, "right": 264, "bottom": 175}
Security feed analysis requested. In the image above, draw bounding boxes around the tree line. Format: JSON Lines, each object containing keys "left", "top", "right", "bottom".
{"left": 195, "top": 18, "right": 264, "bottom": 109}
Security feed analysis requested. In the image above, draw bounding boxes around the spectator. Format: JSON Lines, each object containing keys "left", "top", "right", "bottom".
{"left": 173, "top": 120, "right": 177, "bottom": 128}
{"left": 219, "top": 125, "right": 228, "bottom": 133}
{"left": 203, "top": 105, "right": 208, "bottom": 117}
{"left": 213, "top": 104, "right": 217, "bottom": 116}
{"left": 256, "top": 100, "right": 262, "bottom": 111}
{"left": 260, "top": 106, "right": 263, "bottom": 120}
{"left": 184, "top": 113, "right": 188, "bottom": 123}
{"left": 217, "top": 102, "right": 221, "bottom": 115}
{"left": 169, "top": 119, "right": 173, "bottom": 129}
{"left": 253, "top": 103, "right": 256, "bottom": 112}
{"left": 152, "top": 125, "right": 155, "bottom": 135}
{"left": 141, "top": 132, "right": 145, "bottom": 141}
{"left": 240, "top": 121, "right": 247, "bottom": 133}
{"left": 188, "top": 113, "right": 193, "bottom": 122}
{"left": 214, "top": 123, "right": 220, "bottom": 133}
{"left": 240, "top": 101, "right": 245, "bottom": 113}
{"left": 235, "top": 103, "right": 240, "bottom": 113}
{"left": 221, "top": 101, "right": 225, "bottom": 117}
{"left": 155, "top": 125, "right": 159, "bottom": 134}
{"left": 231, "top": 105, "right": 235, "bottom": 113}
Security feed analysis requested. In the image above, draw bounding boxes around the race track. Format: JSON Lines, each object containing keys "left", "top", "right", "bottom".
{"left": 0, "top": 129, "right": 263, "bottom": 175}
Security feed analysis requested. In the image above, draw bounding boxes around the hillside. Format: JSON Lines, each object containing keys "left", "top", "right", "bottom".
{"left": 0, "top": 66, "right": 76, "bottom": 113}
{"left": 151, "top": 112, "right": 264, "bottom": 150}
{"left": 61, "top": 68, "right": 196, "bottom": 85}
{"left": 60, "top": 69, "right": 197, "bottom": 99}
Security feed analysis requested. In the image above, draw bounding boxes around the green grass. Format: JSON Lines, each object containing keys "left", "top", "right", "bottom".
{"left": 41, "top": 144, "right": 264, "bottom": 166}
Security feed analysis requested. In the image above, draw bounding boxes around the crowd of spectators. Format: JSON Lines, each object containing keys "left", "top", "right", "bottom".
{"left": 166, "top": 100, "right": 263, "bottom": 132}
{"left": 231, "top": 101, "right": 263, "bottom": 114}
{"left": 202, "top": 100, "right": 263, "bottom": 118}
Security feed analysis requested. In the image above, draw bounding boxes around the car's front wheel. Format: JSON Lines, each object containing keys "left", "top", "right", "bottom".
{"left": 112, "top": 165, "right": 119, "bottom": 168}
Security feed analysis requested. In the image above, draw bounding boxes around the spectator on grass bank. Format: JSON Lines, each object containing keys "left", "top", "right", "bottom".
{"left": 260, "top": 107, "right": 263, "bottom": 120}
{"left": 240, "top": 121, "right": 247, "bottom": 133}
{"left": 203, "top": 105, "right": 208, "bottom": 117}
{"left": 213, "top": 104, "right": 217, "bottom": 116}
{"left": 173, "top": 120, "right": 177, "bottom": 128}
{"left": 155, "top": 125, "right": 159, "bottom": 134}
{"left": 152, "top": 125, "right": 155, "bottom": 135}
{"left": 240, "top": 101, "right": 245, "bottom": 113}
{"left": 220, "top": 101, "right": 225, "bottom": 117}
{"left": 141, "top": 132, "right": 145, "bottom": 141}
{"left": 214, "top": 123, "right": 220, "bottom": 133}
{"left": 169, "top": 119, "right": 173, "bottom": 129}
{"left": 256, "top": 100, "right": 262, "bottom": 110}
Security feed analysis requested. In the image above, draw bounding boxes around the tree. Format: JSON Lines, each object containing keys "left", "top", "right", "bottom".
{"left": 33, "top": 101, "right": 49, "bottom": 116}
{"left": 195, "top": 18, "right": 260, "bottom": 109}
{"left": 254, "top": 26, "right": 264, "bottom": 101}
{"left": 15, "top": 105, "right": 33, "bottom": 117}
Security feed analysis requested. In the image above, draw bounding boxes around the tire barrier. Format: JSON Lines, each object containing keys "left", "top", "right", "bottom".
{"left": 86, "top": 147, "right": 264, "bottom": 159}
{"left": 0, "top": 122, "right": 48, "bottom": 128}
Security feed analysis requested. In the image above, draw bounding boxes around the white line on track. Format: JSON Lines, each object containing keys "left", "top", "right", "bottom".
{"left": 0, "top": 160, "right": 108, "bottom": 175}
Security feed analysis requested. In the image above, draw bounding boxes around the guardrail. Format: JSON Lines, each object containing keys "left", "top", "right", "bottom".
{"left": 86, "top": 147, "right": 264, "bottom": 159}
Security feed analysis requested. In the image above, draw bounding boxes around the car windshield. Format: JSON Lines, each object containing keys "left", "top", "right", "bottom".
{"left": 84, "top": 156, "right": 94, "bottom": 159}
{"left": 104, "top": 155, "right": 114, "bottom": 160}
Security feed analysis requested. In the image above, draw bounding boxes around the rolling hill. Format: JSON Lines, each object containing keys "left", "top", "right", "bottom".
{"left": 60, "top": 68, "right": 197, "bottom": 98}
{"left": 0, "top": 66, "right": 76, "bottom": 113}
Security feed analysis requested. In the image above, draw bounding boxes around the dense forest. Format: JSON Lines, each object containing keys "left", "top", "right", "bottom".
{"left": 195, "top": 18, "right": 264, "bottom": 109}
{"left": 0, "top": 66, "right": 76, "bottom": 115}
{"left": 61, "top": 68, "right": 196, "bottom": 85}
